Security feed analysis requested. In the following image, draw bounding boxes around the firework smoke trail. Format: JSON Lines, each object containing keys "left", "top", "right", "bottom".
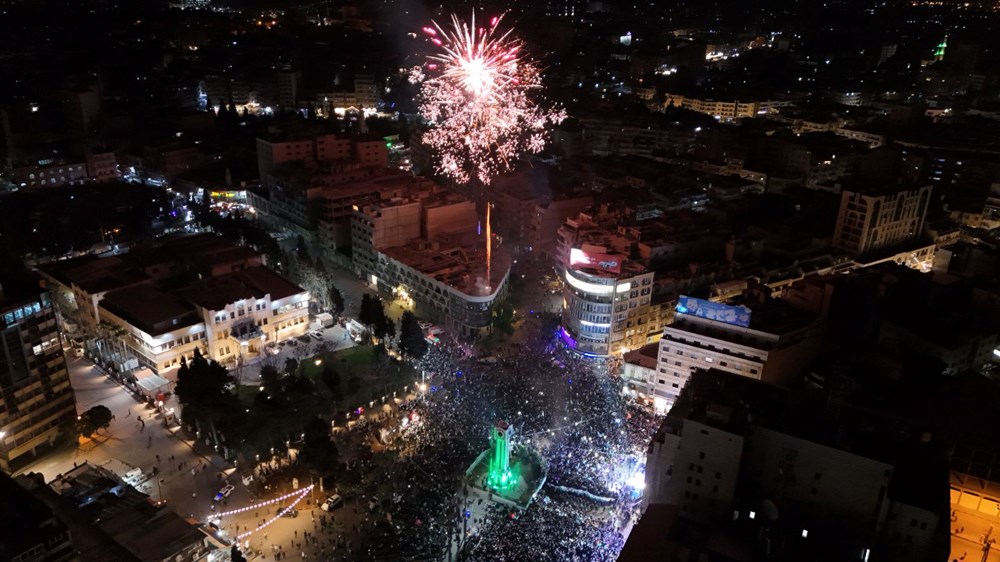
{"left": 413, "top": 13, "right": 566, "bottom": 186}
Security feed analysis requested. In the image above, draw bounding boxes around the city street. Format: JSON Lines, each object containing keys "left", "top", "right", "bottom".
{"left": 14, "top": 353, "right": 350, "bottom": 560}
{"left": 951, "top": 502, "right": 1000, "bottom": 562}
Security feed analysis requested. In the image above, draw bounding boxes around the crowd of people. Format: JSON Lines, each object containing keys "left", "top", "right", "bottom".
{"left": 325, "top": 313, "right": 664, "bottom": 561}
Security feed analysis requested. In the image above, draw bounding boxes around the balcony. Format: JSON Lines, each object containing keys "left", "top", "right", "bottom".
{"left": 230, "top": 319, "right": 264, "bottom": 342}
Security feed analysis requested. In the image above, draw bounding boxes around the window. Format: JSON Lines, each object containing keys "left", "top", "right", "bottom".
{"left": 699, "top": 452, "right": 705, "bottom": 460}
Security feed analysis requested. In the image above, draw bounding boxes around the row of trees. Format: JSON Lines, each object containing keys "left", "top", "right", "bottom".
{"left": 359, "top": 295, "right": 430, "bottom": 358}
{"left": 289, "top": 236, "right": 344, "bottom": 316}
{"left": 174, "top": 349, "right": 338, "bottom": 475}
{"left": 359, "top": 294, "right": 395, "bottom": 342}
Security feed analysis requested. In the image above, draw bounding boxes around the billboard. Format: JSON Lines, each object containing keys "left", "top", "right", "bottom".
{"left": 569, "top": 248, "right": 624, "bottom": 274}
{"left": 676, "top": 295, "right": 751, "bottom": 328}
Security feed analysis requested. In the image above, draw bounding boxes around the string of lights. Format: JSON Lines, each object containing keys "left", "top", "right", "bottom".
{"left": 212, "top": 486, "right": 313, "bottom": 519}
{"left": 236, "top": 485, "right": 314, "bottom": 541}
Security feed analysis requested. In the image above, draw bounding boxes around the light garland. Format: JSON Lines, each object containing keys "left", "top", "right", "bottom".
{"left": 236, "top": 485, "right": 313, "bottom": 540}
{"left": 212, "top": 486, "right": 315, "bottom": 519}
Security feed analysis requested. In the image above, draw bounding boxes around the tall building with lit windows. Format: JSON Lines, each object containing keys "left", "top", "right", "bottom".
{"left": 0, "top": 265, "right": 76, "bottom": 474}
{"left": 558, "top": 211, "right": 660, "bottom": 356}
{"left": 652, "top": 296, "right": 821, "bottom": 406}
{"left": 832, "top": 184, "right": 932, "bottom": 256}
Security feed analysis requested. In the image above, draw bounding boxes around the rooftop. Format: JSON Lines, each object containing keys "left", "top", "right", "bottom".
{"left": 381, "top": 232, "right": 510, "bottom": 298}
{"left": 0, "top": 472, "right": 72, "bottom": 561}
{"left": 100, "top": 285, "right": 199, "bottom": 336}
{"left": 0, "top": 259, "right": 47, "bottom": 310}
{"left": 177, "top": 266, "right": 305, "bottom": 311}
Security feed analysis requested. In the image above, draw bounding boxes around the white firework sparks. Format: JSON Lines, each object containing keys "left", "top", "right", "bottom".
{"left": 413, "top": 13, "right": 565, "bottom": 185}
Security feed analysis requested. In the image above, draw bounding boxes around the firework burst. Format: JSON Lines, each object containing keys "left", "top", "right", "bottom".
{"left": 413, "top": 13, "right": 565, "bottom": 185}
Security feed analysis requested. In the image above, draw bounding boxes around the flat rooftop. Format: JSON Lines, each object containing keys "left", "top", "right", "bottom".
{"left": 381, "top": 232, "right": 510, "bottom": 297}
{"left": 177, "top": 266, "right": 304, "bottom": 311}
{"left": 101, "top": 285, "right": 199, "bottom": 336}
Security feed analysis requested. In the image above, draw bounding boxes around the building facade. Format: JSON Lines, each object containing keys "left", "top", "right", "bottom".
{"left": 0, "top": 270, "right": 76, "bottom": 474}
{"left": 351, "top": 191, "right": 509, "bottom": 337}
{"left": 832, "top": 184, "right": 932, "bottom": 255}
{"left": 647, "top": 297, "right": 821, "bottom": 406}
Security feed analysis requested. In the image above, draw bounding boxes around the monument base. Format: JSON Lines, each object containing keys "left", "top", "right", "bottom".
{"left": 464, "top": 444, "right": 546, "bottom": 511}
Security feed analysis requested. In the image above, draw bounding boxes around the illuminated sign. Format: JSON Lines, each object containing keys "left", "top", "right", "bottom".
{"left": 676, "top": 295, "right": 751, "bottom": 328}
{"left": 565, "top": 273, "right": 615, "bottom": 294}
{"left": 569, "top": 248, "right": 624, "bottom": 274}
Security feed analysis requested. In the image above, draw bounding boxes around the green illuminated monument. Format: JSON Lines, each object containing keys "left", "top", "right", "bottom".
{"left": 487, "top": 420, "right": 514, "bottom": 491}
{"left": 934, "top": 34, "right": 947, "bottom": 61}
{"left": 464, "top": 419, "right": 546, "bottom": 510}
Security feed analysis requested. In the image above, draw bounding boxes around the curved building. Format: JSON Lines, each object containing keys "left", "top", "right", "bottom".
{"left": 560, "top": 247, "right": 654, "bottom": 357}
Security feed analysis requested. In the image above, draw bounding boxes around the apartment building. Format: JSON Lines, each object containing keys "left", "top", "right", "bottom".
{"left": 0, "top": 265, "right": 76, "bottom": 474}
{"left": 650, "top": 296, "right": 821, "bottom": 405}
{"left": 832, "top": 184, "right": 932, "bottom": 255}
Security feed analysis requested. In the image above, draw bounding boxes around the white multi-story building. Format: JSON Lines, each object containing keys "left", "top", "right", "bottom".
{"left": 98, "top": 267, "right": 310, "bottom": 373}
{"left": 38, "top": 234, "right": 309, "bottom": 374}
{"left": 649, "top": 296, "right": 820, "bottom": 405}
{"left": 557, "top": 212, "right": 671, "bottom": 357}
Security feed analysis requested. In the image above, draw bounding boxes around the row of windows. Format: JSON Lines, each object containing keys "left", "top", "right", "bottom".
{"left": 147, "top": 332, "right": 203, "bottom": 353}
{"left": 3, "top": 302, "right": 42, "bottom": 325}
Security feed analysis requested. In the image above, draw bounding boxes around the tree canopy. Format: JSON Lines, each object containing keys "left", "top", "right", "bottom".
{"left": 298, "top": 416, "right": 339, "bottom": 476}
{"left": 398, "top": 311, "right": 428, "bottom": 359}
{"left": 77, "top": 405, "right": 113, "bottom": 437}
{"left": 329, "top": 284, "right": 345, "bottom": 315}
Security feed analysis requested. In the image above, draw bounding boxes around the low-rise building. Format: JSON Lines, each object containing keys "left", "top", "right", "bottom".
{"left": 19, "top": 462, "right": 217, "bottom": 561}
{"left": 0, "top": 472, "right": 76, "bottom": 561}
{"left": 38, "top": 234, "right": 308, "bottom": 374}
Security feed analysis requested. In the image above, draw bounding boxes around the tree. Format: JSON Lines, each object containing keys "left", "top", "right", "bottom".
{"left": 320, "top": 364, "right": 343, "bottom": 403}
{"left": 295, "top": 235, "right": 310, "bottom": 261}
{"left": 175, "top": 349, "right": 243, "bottom": 448}
{"left": 260, "top": 365, "right": 283, "bottom": 397}
{"left": 283, "top": 357, "right": 299, "bottom": 376}
{"left": 231, "top": 545, "right": 248, "bottom": 562}
{"left": 493, "top": 304, "right": 515, "bottom": 337}
{"left": 373, "top": 314, "right": 395, "bottom": 342}
{"left": 329, "top": 284, "right": 345, "bottom": 316}
{"left": 398, "top": 311, "right": 428, "bottom": 358}
{"left": 299, "top": 417, "right": 339, "bottom": 475}
{"left": 77, "top": 405, "right": 113, "bottom": 437}
{"left": 358, "top": 294, "right": 378, "bottom": 328}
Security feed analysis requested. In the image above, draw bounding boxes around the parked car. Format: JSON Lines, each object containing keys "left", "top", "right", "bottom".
{"left": 321, "top": 494, "right": 344, "bottom": 511}
{"left": 213, "top": 484, "right": 235, "bottom": 502}
{"left": 279, "top": 507, "right": 298, "bottom": 518}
